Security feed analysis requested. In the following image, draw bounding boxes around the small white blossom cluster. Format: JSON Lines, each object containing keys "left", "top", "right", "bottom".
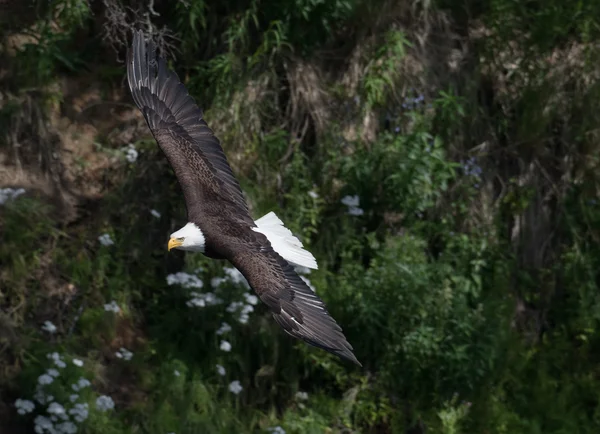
{"left": 103, "top": 300, "right": 121, "bottom": 313}
{"left": 295, "top": 391, "right": 309, "bottom": 401}
{"left": 15, "top": 399, "right": 35, "bottom": 415}
{"left": 122, "top": 143, "right": 138, "bottom": 163}
{"left": 219, "top": 340, "right": 232, "bottom": 352}
{"left": 228, "top": 380, "right": 243, "bottom": 395}
{"left": 98, "top": 233, "right": 114, "bottom": 246}
{"left": 115, "top": 347, "right": 133, "bottom": 361}
{"left": 341, "top": 194, "right": 364, "bottom": 216}
{"left": 225, "top": 301, "right": 255, "bottom": 324}
{"left": 186, "top": 291, "right": 223, "bottom": 308}
{"left": 71, "top": 377, "right": 91, "bottom": 392}
{"left": 95, "top": 395, "right": 115, "bottom": 412}
{"left": 268, "top": 427, "right": 286, "bottom": 434}
{"left": 166, "top": 272, "right": 204, "bottom": 289}
{"left": 16, "top": 352, "right": 95, "bottom": 433}
{"left": 216, "top": 322, "right": 231, "bottom": 335}
{"left": 168, "top": 266, "right": 260, "bottom": 398}
{"left": 34, "top": 414, "right": 78, "bottom": 434}
{"left": 42, "top": 321, "right": 57, "bottom": 334}
{"left": 69, "top": 402, "right": 89, "bottom": 422}
{"left": 308, "top": 190, "right": 319, "bottom": 199}
{"left": 48, "top": 353, "right": 67, "bottom": 369}
{"left": 294, "top": 390, "right": 310, "bottom": 411}
{"left": 0, "top": 187, "right": 25, "bottom": 205}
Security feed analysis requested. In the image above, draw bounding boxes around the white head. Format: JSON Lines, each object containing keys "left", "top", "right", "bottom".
{"left": 168, "top": 222, "right": 206, "bottom": 252}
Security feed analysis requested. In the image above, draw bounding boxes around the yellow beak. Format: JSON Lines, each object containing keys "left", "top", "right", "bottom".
{"left": 168, "top": 237, "right": 183, "bottom": 251}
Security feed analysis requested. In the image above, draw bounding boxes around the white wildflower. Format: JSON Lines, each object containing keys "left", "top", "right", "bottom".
{"left": 98, "top": 233, "right": 114, "bottom": 246}
{"left": 347, "top": 206, "right": 364, "bottom": 216}
{"left": 243, "top": 293, "right": 258, "bottom": 305}
{"left": 33, "top": 415, "right": 54, "bottom": 433}
{"left": 71, "top": 377, "right": 91, "bottom": 392}
{"left": 216, "top": 322, "right": 231, "bottom": 335}
{"left": 69, "top": 402, "right": 89, "bottom": 422}
{"left": 47, "top": 368, "right": 60, "bottom": 378}
{"left": 295, "top": 391, "right": 309, "bottom": 401}
{"left": 47, "top": 402, "right": 66, "bottom": 417}
{"left": 150, "top": 209, "right": 161, "bottom": 218}
{"left": 14, "top": 399, "right": 35, "bottom": 415}
{"left": 166, "top": 272, "right": 203, "bottom": 289}
{"left": 174, "top": 370, "right": 180, "bottom": 377}
{"left": 115, "top": 347, "right": 133, "bottom": 361}
{"left": 341, "top": 194, "right": 364, "bottom": 216}
{"left": 34, "top": 387, "right": 48, "bottom": 405}
{"left": 38, "top": 374, "right": 54, "bottom": 386}
{"left": 220, "top": 340, "right": 232, "bottom": 352}
{"left": 96, "top": 395, "right": 115, "bottom": 412}
{"left": 308, "top": 190, "right": 319, "bottom": 199}
{"left": 103, "top": 300, "right": 120, "bottom": 313}
{"left": 56, "top": 421, "right": 77, "bottom": 434}
{"left": 211, "top": 276, "right": 225, "bottom": 288}
{"left": 186, "top": 291, "right": 223, "bottom": 308}
{"left": 0, "top": 187, "right": 26, "bottom": 205}
{"left": 69, "top": 394, "right": 79, "bottom": 403}
{"left": 228, "top": 380, "right": 243, "bottom": 395}
{"left": 123, "top": 144, "right": 138, "bottom": 163}
{"left": 268, "top": 427, "right": 286, "bottom": 434}
{"left": 47, "top": 352, "right": 66, "bottom": 368}
{"left": 41, "top": 321, "right": 57, "bottom": 334}
{"left": 226, "top": 301, "right": 244, "bottom": 313}
{"left": 186, "top": 296, "right": 205, "bottom": 308}
{"left": 234, "top": 303, "right": 254, "bottom": 324}
{"left": 72, "top": 358, "right": 84, "bottom": 367}
{"left": 216, "top": 364, "right": 226, "bottom": 376}
{"left": 341, "top": 195, "right": 360, "bottom": 207}
{"left": 202, "top": 292, "right": 222, "bottom": 305}
{"left": 300, "top": 276, "right": 317, "bottom": 293}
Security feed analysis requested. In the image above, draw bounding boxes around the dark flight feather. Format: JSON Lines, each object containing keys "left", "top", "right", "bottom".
{"left": 228, "top": 232, "right": 361, "bottom": 366}
{"left": 126, "top": 30, "right": 250, "bottom": 222}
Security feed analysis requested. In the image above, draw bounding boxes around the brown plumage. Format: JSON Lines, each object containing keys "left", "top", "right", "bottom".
{"left": 126, "top": 30, "right": 360, "bottom": 366}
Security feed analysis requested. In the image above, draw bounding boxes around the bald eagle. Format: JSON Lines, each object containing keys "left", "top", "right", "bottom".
{"left": 126, "top": 31, "right": 360, "bottom": 366}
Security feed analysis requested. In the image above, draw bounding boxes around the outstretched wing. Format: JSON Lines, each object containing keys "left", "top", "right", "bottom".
{"left": 229, "top": 232, "right": 361, "bottom": 366}
{"left": 126, "top": 30, "right": 251, "bottom": 223}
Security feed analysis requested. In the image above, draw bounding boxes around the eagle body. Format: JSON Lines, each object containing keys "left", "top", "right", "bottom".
{"left": 127, "top": 30, "right": 360, "bottom": 366}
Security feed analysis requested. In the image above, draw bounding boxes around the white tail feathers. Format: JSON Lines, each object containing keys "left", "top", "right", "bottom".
{"left": 253, "top": 211, "right": 318, "bottom": 270}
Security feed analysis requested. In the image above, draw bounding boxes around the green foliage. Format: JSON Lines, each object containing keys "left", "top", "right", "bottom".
{"left": 362, "top": 30, "right": 411, "bottom": 108}
{"left": 9, "top": 0, "right": 90, "bottom": 88}
{"left": 3, "top": 0, "right": 600, "bottom": 433}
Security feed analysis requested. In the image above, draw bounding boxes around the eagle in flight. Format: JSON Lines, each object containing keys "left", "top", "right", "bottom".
{"left": 126, "top": 30, "right": 360, "bottom": 366}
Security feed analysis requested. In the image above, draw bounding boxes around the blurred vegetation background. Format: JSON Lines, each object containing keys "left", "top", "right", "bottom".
{"left": 1, "top": 0, "right": 600, "bottom": 432}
